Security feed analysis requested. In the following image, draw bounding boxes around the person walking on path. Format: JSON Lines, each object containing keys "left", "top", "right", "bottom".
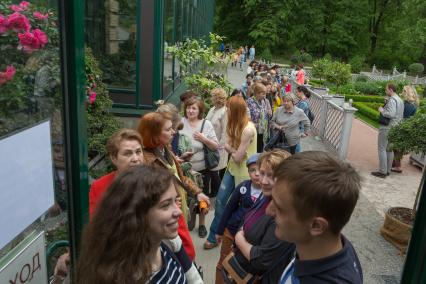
{"left": 391, "top": 85, "right": 419, "bottom": 173}
{"left": 249, "top": 45, "right": 255, "bottom": 61}
{"left": 371, "top": 83, "right": 404, "bottom": 178}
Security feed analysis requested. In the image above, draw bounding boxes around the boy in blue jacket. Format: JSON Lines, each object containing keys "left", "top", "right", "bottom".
{"left": 214, "top": 153, "right": 262, "bottom": 284}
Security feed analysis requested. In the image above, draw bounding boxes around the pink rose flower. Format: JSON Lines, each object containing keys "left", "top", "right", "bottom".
{"left": 0, "top": 14, "right": 9, "bottom": 34}
{"left": 33, "top": 11, "right": 49, "bottom": 20}
{"left": 10, "top": 5, "right": 24, "bottom": 12}
{"left": 19, "top": 1, "right": 30, "bottom": 9}
{"left": 5, "top": 65, "right": 16, "bottom": 81}
{"left": 18, "top": 29, "right": 48, "bottom": 53}
{"left": 7, "top": 12, "right": 31, "bottom": 32}
{"left": 89, "top": 91, "right": 97, "bottom": 104}
{"left": 0, "top": 65, "right": 16, "bottom": 85}
{"left": 9, "top": 1, "right": 29, "bottom": 12}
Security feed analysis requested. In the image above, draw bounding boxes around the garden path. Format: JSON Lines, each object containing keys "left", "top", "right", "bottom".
{"left": 190, "top": 64, "right": 422, "bottom": 284}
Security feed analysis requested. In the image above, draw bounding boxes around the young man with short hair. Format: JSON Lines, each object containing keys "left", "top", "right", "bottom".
{"left": 267, "top": 151, "right": 363, "bottom": 283}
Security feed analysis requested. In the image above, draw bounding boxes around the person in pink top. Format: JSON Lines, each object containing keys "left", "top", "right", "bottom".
{"left": 296, "top": 64, "right": 305, "bottom": 85}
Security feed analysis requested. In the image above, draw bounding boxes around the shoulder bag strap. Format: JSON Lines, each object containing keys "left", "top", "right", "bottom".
{"left": 200, "top": 119, "right": 206, "bottom": 133}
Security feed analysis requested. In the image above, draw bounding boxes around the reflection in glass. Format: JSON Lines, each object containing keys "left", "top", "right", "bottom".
{"left": 163, "top": 0, "right": 174, "bottom": 97}
{"left": 0, "top": 0, "right": 69, "bottom": 281}
{"left": 86, "top": 0, "right": 137, "bottom": 90}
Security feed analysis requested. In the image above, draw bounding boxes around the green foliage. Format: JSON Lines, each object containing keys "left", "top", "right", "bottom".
{"left": 354, "top": 81, "right": 384, "bottom": 96}
{"left": 349, "top": 56, "right": 365, "bottom": 73}
{"left": 323, "top": 53, "right": 333, "bottom": 61}
{"left": 85, "top": 48, "right": 121, "bottom": 160}
{"left": 324, "top": 61, "right": 352, "bottom": 88}
{"left": 290, "top": 53, "right": 301, "bottom": 64}
{"left": 355, "top": 75, "right": 369, "bottom": 82}
{"left": 260, "top": 48, "right": 273, "bottom": 62}
{"left": 345, "top": 94, "right": 384, "bottom": 103}
{"left": 335, "top": 84, "right": 359, "bottom": 95}
{"left": 352, "top": 102, "right": 380, "bottom": 122}
{"left": 167, "top": 33, "right": 232, "bottom": 108}
{"left": 312, "top": 59, "right": 351, "bottom": 87}
{"left": 214, "top": 0, "right": 426, "bottom": 72}
{"left": 389, "top": 114, "right": 426, "bottom": 154}
{"left": 408, "top": 63, "right": 424, "bottom": 75}
{"left": 312, "top": 58, "right": 331, "bottom": 83}
{"left": 301, "top": 53, "right": 313, "bottom": 64}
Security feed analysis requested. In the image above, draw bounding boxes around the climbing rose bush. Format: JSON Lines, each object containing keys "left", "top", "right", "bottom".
{"left": 0, "top": 1, "right": 51, "bottom": 86}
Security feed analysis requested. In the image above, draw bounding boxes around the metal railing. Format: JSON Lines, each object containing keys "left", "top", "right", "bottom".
{"left": 290, "top": 81, "right": 357, "bottom": 160}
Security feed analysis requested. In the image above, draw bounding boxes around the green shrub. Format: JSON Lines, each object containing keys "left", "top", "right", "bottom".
{"left": 324, "top": 61, "right": 352, "bottom": 88}
{"left": 336, "top": 84, "right": 358, "bottom": 95}
{"left": 389, "top": 113, "right": 426, "bottom": 154}
{"left": 355, "top": 75, "right": 369, "bottom": 82}
{"left": 408, "top": 63, "right": 424, "bottom": 75}
{"left": 352, "top": 102, "right": 380, "bottom": 121}
{"left": 349, "top": 56, "right": 365, "bottom": 73}
{"left": 344, "top": 94, "right": 384, "bottom": 103}
{"left": 323, "top": 53, "right": 332, "bottom": 61}
{"left": 301, "top": 52, "right": 313, "bottom": 63}
{"left": 290, "top": 51, "right": 301, "bottom": 64}
{"left": 354, "top": 81, "right": 384, "bottom": 96}
{"left": 260, "top": 48, "right": 273, "bottom": 62}
{"left": 312, "top": 58, "right": 330, "bottom": 82}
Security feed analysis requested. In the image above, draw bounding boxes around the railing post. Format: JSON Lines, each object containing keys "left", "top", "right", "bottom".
{"left": 319, "top": 95, "right": 332, "bottom": 138}
{"left": 338, "top": 105, "right": 357, "bottom": 160}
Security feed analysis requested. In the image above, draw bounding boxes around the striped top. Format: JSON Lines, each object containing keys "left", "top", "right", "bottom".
{"left": 149, "top": 245, "right": 187, "bottom": 284}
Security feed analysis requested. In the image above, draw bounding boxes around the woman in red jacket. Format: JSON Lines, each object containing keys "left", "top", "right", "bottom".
{"left": 89, "top": 129, "right": 144, "bottom": 216}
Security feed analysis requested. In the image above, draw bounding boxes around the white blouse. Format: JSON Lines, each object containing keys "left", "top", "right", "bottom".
{"left": 206, "top": 106, "right": 228, "bottom": 170}
{"left": 180, "top": 118, "right": 218, "bottom": 171}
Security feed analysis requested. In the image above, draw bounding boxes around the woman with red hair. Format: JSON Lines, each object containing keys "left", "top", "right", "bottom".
{"left": 204, "top": 96, "right": 257, "bottom": 249}
{"left": 138, "top": 112, "right": 210, "bottom": 260}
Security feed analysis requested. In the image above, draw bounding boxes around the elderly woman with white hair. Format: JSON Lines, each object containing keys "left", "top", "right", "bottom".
{"left": 270, "top": 94, "right": 310, "bottom": 154}
{"left": 206, "top": 88, "right": 229, "bottom": 197}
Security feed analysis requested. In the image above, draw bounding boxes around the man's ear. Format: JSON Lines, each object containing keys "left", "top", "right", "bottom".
{"left": 309, "top": 217, "right": 329, "bottom": 236}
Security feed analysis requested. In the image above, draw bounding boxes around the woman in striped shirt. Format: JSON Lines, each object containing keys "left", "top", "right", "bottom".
{"left": 76, "top": 165, "right": 201, "bottom": 283}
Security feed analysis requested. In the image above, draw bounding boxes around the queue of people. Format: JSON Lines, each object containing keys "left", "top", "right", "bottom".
{"left": 67, "top": 58, "right": 374, "bottom": 283}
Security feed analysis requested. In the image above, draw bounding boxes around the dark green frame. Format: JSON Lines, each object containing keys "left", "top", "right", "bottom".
{"left": 58, "top": 0, "right": 88, "bottom": 273}
{"left": 401, "top": 170, "right": 426, "bottom": 283}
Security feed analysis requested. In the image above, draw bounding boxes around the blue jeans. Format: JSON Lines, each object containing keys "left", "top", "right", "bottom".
{"left": 207, "top": 171, "right": 235, "bottom": 243}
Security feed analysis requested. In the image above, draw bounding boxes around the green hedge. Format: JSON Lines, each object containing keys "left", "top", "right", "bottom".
{"left": 352, "top": 102, "right": 380, "bottom": 121}
{"left": 345, "top": 94, "right": 384, "bottom": 103}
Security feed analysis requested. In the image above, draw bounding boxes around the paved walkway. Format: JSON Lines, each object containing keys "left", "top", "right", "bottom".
{"left": 191, "top": 65, "right": 423, "bottom": 284}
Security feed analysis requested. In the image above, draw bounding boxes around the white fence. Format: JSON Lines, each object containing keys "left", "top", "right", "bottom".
{"left": 354, "top": 65, "right": 426, "bottom": 85}
{"left": 291, "top": 81, "right": 357, "bottom": 160}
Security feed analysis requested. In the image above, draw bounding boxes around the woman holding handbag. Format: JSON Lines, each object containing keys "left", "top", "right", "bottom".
{"left": 180, "top": 97, "right": 219, "bottom": 238}
{"left": 221, "top": 150, "right": 293, "bottom": 284}
{"left": 204, "top": 96, "right": 257, "bottom": 249}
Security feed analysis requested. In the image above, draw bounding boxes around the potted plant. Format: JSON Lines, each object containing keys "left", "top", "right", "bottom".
{"left": 382, "top": 112, "right": 426, "bottom": 253}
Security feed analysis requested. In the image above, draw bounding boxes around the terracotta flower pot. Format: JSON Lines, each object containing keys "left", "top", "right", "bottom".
{"left": 380, "top": 207, "right": 414, "bottom": 254}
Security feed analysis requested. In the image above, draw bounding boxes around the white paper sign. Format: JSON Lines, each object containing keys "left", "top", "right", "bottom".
{"left": 0, "top": 121, "right": 55, "bottom": 249}
{"left": 0, "top": 231, "right": 48, "bottom": 284}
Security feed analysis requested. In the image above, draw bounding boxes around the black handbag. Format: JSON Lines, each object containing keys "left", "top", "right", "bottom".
{"left": 378, "top": 113, "right": 390, "bottom": 126}
{"left": 378, "top": 97, "right": 396, "bottom": 126}
{"left": 200, "top": 119, "right": 220, "bottom": 169}
{"left": 264, "top": 129, "right": 291, "bottom": 152}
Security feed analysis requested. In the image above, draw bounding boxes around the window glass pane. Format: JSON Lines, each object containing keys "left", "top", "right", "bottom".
{"left": 0, "top": 0, "right": 69, "bottom": 280}
{"left": 163, "top": 0, "right": 174, "bottom": 97}
{"left": 86, "top": 0, "right": 137, "bottom": 90}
